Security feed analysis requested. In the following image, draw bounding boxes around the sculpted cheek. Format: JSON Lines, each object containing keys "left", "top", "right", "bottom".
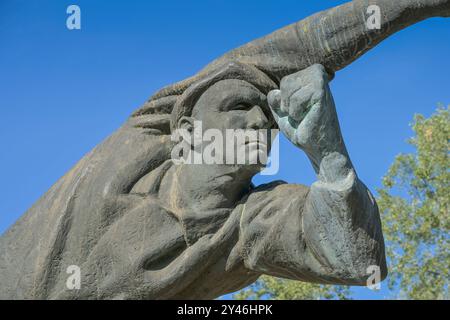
{"left": 223, "top": 114, "right": 246, "bottom": 130}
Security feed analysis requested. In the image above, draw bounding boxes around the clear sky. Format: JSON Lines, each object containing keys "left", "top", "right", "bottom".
{"left": 1, "top": 0, "right": 449, "bottom": 299}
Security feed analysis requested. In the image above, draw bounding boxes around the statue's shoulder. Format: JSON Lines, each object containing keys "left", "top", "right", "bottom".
{"left": 238, "top": 181, "right": 309, "bottom": 224}
{"left": 246, "top": 180, "right": 309, "bottom": 201}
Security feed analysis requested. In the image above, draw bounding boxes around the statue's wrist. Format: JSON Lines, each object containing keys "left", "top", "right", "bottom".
{"left": 301, "top": 135, "right": 347, "bottom": 168}
{"left": 316, "top": 151, "right": 354, "bottom": 184}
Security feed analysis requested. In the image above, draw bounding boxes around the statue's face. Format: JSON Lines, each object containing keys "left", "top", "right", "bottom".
{"left": 180, "top": 79, "right": 275, "bottom": 169}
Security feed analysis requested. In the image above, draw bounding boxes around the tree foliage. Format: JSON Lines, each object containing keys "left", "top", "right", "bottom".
{"left": 377, "top": 106, "right": 449, "bottom": 299}
{"left": 233, "top": 275, "right": 350, "bottom": 300}
{"left": 235, "top": 106, "right": 449, "bottom": 300}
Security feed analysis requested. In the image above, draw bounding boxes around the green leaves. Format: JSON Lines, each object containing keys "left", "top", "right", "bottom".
{"left": 377, "top": 106, "right": 449, "bottom": 300}
{"left": 234, "top": 275, "right": 350, "bottom": 300}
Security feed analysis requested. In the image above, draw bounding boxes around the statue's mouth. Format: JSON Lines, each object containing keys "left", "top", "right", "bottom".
{"left": 243, "top": 140, "right": 269, "bottom": 156}
{"left": 245, "top": 140, "right": 266, "bottom": 147}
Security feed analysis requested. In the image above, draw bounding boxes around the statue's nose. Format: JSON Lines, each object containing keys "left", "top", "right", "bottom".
{"left": 247, "top": 105, "right": 269, "bottom": 130}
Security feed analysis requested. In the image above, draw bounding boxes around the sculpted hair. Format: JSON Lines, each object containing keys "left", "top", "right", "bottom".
{"left": 131, "top": 62, "right": 277, "bottom": 135}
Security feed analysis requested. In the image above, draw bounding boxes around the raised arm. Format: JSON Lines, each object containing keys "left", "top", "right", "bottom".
{"left": 240, "top": 64, "right": 387, "bottom": 285}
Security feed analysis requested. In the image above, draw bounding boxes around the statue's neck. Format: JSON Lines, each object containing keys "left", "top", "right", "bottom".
{"left": 161, "top": 163, "right": 255, "bottom": 212}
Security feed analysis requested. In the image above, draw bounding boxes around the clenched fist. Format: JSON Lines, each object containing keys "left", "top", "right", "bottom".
{"left": 268, "top": 64, "right": 348, "bottom": 171}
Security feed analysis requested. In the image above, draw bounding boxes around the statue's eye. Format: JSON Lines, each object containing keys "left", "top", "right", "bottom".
{"left": 231, "top": 103, "right": 252, "bottom": 111}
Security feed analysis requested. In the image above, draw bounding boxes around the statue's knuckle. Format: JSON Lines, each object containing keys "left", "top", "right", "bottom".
{"left": 290, "top": 97, "right": 307, "bottom": 112}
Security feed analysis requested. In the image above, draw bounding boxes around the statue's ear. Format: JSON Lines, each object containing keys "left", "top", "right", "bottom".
{"left": 178, "top": 116, "right": 194, "bottom": 132}
{"left": 177, "top": 116, "right": 198, "bottom": 145}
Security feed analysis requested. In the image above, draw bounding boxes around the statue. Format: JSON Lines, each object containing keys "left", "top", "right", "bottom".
{"left": 1, "top": 0, "right": 449, "bottom": 299}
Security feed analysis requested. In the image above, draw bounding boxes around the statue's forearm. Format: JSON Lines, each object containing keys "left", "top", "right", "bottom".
{"left": 272, "top": 63, "right": 388, "bottom": 284}
{"left": 290, "top": 0, "right": 450, "bottom": 72}
{"left": 302, "top": 152, "right": 387, "bottom": 284}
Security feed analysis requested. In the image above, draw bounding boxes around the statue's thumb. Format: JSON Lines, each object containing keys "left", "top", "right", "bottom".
{"left": 267, "top": 90, "right": 283, "bottom": 119}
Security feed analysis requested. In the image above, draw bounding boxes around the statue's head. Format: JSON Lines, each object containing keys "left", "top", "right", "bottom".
{"left": 172, "top": 62, "right": 278, "bottom": 172}
{"left": 132, "top": 62, "right": 278, "bottom": 176}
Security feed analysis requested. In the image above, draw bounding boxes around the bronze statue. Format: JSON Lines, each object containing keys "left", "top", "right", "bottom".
{"left": 1, "top": 0, "right": 449, "bottom": 299}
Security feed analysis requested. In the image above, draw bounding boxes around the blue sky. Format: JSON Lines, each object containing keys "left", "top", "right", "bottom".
{"left": 1, "top": 0, "right": 449, "bottom": 299}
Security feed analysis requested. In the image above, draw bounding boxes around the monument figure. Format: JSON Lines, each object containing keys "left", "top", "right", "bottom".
{"left": 1, "top": 0, "right": 449, "bottom": 299}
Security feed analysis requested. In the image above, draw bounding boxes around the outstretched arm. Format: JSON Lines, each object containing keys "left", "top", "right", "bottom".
{"left": 240, "top": 65, "right": 387, "bottom": 285}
